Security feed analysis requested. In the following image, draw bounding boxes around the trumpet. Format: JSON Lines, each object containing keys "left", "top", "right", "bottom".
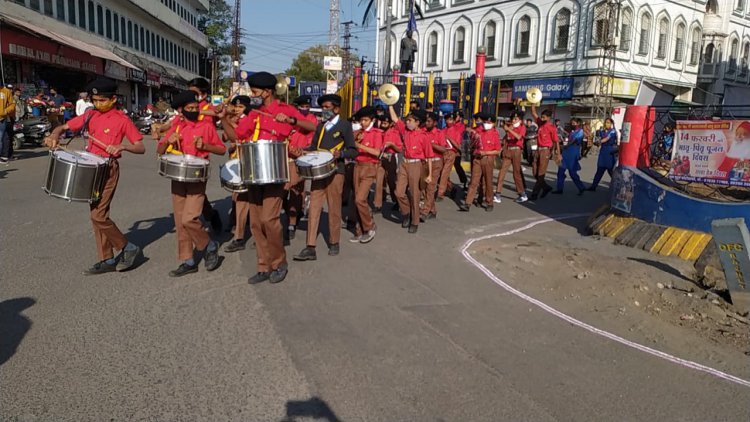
{"left": 378, "top": 83, "right": 400, "bottom": 106}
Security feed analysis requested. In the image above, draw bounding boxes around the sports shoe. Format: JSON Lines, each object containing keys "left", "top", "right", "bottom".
{"left": 515, "top": 194, "right": 529, "bottom": 203}
{"left": 248, "top": 272, "right": 270, "bottom": 284}
{"left": 204, "top": 248, "right": 220, "bottom": 271}
{"left": 293, "top": 247, "right": 317, "bottom": 261}
{"left": 116, "top": 245, "right": 141, "bottom": 271}
{"left": 349, "top": 235, "right": 362, "bottom": 243}
{"left": 408, "top": 225, "right": 418, "bottom": 234}
{"left": 328, "top": 243, "right": 340, "bottom": 256}
{"left": 485, "top": 205, "right": 494, "bottom": 212}
{"left": 169, "top": 263, "right": 198, "bottom": 277}
{"left": 84, "top": 260, "right": 117, "bottom": 276}
{"left": 288, "top": 226, "right": 296, "bottom": 240}
{"left": 360, "top": 230, "right": 376, "bottom": 243}
{"left": 458, "top": 202, "right": 470, "bottom": 212}
{"left": 269, "top": 267, "right": 288, "bottom": 284}
{"left": 541, "top": 186, "right": 553, "bottom": 198}
{"left": 401, "top": 215, "right": 411, "bottom": 228}
{"left": 493, "top": 193, "right": 502, "bottom": 203}
{"left": 223, "top": 239, "right": 245, "bottom": 253}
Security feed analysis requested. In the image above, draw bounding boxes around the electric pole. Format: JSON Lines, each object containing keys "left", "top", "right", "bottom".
{"left": 592, "top": 0, "right": 622, "bottom": 122}
{"left": 231, "top": 0, "right": 242, "bottom": 82}
{"left": 342, "top": 21, "right": 354, "bottom": 79}
{"left": 328, "top": 0, "right": 341, "bottom": 86}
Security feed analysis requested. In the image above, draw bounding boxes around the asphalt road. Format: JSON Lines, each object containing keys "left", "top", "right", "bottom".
{"left": 1, "top": 143, "right": 748, "bottom": 421}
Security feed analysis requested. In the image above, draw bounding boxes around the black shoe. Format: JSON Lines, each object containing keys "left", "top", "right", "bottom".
{"left": 204, "top": 248, "right": 220, "bottom": 271}
{"left": 541, "top": 186, "right": 553, "bottom": 198}
{"left": 373, "top": 206, "right": 382, "bottom": 213}
{"left": 328, "top": 243, "right": 340, "bottom": 256}
{"left": 425, "top": 212, "right": 436, "bottom": 220}
{"left": 210, "top": 210, "right": 223, "bottom": 233}
{"left": 551, "top": 190, "right": 563, "bottom": 195}
{"left": 401, "top": 215, "right": 410, "bottom": 228}
{"left": 288, "top": 226, "right": 296, "bottom": 240}
{"left": 84, "top": 261, "right": 117, "bottom": 275}
{"left": 169, "top": 263, "right": 198, "bottom": 277}
{"left": 293, "top": 247, "right": 317, "bottom": 261}
{"left": 269, "top": 267, "right": 288, "bottom": 284}
{"left": 586, "top": 186, "right": 597, "bottom": 192}
{"left": 419, "top": 214, "right": 427, "bottom": 223}
{"left": 408, "top": 224, "right": 418, "bottom": 234}
{"left": 458, "top": 202, "right": 470, "bottom": 212}
{"left": 485, "top": 205, "right": 494, "bottom": 212}
{"left": 391, "top": 203, "right": 400, "bottom": 212}
{"left": 116, "top": 245, "right": 141, "bottom": 271}
{"left": 224, "top": 239, "right": 245, "bottom": 253}
{"left": 248, "top": 272, "right": 270, "bottom": 284}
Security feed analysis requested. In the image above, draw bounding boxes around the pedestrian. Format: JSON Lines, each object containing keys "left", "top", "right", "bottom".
{"left": 12, "top": 88, "right": 25, "bottom": 121}
{"left": 43, "top": 77, "right": 145, "bottom": 275}
{"left": 453, "top": 111, "right": 468, "bottom": 189}
{"left": 495, "top": 111, "right": 528, "bottom": 203}
{"left": 587, "top": 117, "right": 619, "bottom": 191}
{"left": 421, "top": 111, "right": 447, "bottom": 220}
{"left": 156, "top": 90, "right": 225, "bottom": 277}
{"left": 284, "top": 95, "right": 318, "bottom": 240}
{"left": 76, "top": 92, "right": 93, "bottom": 116}
{"left": 49, "top": 87, "right": 65, "bottom": 107}
{"left": 459, "top": 112, "right": 501, "bottom": 212}
{"left": 373, "top": 115, "right": 400, "bottom": 212}
{"left": 529, "top": 105, "right": 559, "bottom": 200}
{"left": 293, "top": 94, "right": 356, "bottom": 262}
{"left": 552, "top": 117, "right": 587, "bottom": 195}
{"left": 0, "top": 84, "right": 16, "bottom": 163}
{"left": 349, "top": 106, "right": 383, "bottom": 244}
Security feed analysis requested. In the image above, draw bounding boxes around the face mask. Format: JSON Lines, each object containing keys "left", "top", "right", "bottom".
{"left": 406, "top": 121, "right": 418, "bottom": 131}
{"left": 513, "top": 121, "right": 521, "bottom": 128}
{"left": 321, "top": 109, "right": 335, "bottom": 120}
{"left": 483, "top": 123, "right": 493, "bottom": 130}
{"left": 299, "top": 109, "right": 310, "bottom": 116}
{"left": 183, "top": 110, "right": 200, "bottom": 121}
{"left": 94, "top": 101, "right": 115, "bottom": 113}
{"left": 352, "top": 122, "right": 362, "bottom": 131}
{"left": 249, "top": 96, "right": 263, "bottom": 108}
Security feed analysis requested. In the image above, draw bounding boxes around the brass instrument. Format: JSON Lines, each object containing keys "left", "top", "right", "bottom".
{"left": 275, "top": 74, "right": 289, "bottom": 96}
{"left": 378, "top": 83, "right": 400, "bottom": 106}
{"left": 525, "top": 87, "right": 543, "bottom": 105}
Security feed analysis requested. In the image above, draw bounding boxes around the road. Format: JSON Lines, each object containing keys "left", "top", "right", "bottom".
{"left": 1, "top": 144, "right": 748, "bottom": 421}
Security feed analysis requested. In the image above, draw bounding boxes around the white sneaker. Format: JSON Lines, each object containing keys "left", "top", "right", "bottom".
{"left": 515, "top": 194, "right": 528, "bottom": 203}
{"left": 349, "top": 235, "right": 362, "bottom": 243}
{"left": 360, "top": 230, "right": 376, "bottom": 243}
{"left": 493, "top": 193, "right": 502, "bottom": 204}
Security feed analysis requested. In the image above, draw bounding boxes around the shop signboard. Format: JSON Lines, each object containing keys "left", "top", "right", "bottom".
{"left": 0, "top": 27, "right": 101, "bottom": 73}
{"left": 669, "top": 120, "right": 750, "bottom": 188}
{"left": 573, "top": 76, "right": 640, "bottom": 98}
{"left": 512, "top": 77, "right": 573, "bottom": 101}
{"left": 129, "top": 68, "right": 146, "bottom": 83}
{"left": 104, "top": 60, "right": 128, "bottom": 81}
{"left": 146, "top": 72, "right": 161, "bottom": 88}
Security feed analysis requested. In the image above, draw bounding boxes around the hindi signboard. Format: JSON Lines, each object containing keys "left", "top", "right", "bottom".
{"left": 669, "top": 120, "right": 750, "bottom": 188}
{"left": 323, "top": 56, "right": 342, "bottom": 71}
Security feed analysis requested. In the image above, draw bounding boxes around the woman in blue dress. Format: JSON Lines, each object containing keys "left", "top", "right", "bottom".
{"left": 587, "top": 118, "right": 618, "bottom": 191}
{"left": 552, "top": 118, "right": 586, "bottom": 195}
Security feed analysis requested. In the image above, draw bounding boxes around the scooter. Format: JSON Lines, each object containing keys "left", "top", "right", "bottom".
{"left": 14, "top": 116, "right": 52, "bottom": 149}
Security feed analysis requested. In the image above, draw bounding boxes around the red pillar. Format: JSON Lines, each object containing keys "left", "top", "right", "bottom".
{"left": 392, "top": 66, "right": 400, "bottom": 84}
{"left": 473, "top": 47, "right": 487, "bottom": 114}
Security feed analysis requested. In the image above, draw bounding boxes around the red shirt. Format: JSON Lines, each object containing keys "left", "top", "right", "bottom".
{"left": 424, "top": 127, "right": 447, "bottom": 154}
{"left": 536, "top": 118, "right": 559, "bottom": 148}
{"left": 67, "top": 109, "right": 143, "bottom": 158}
{"left": 383, "top": 127, "right": 401, "bottom": 153}
{"left": 236, "top": 100, "right": 306, "bottom": 142}
{"left": 356, "top": 127, "right": 384, "bottom": 164}
{"left": 504, "top": 123, "right": 526, "bottom": 148}
{"left": 288, "top": 112, "right": 318, "bottom": 150}
{"left": 444, "top": 124, "right": 464, "bottom": 150}
{"left": 395, "top": 120, "right": 433, "bottom": 159}
{"left": 159, "top": 117, "right": 226, "bottom": 159}
{"left": 473, "top": 126, "right": 501, "bottom": 154}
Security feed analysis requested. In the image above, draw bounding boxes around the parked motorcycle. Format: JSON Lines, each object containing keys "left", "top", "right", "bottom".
{"left": 132, "top": 110, "right": 170, "bottom": 135}
{"left": 14, "top": 117, "right": 52, "bottom": 150}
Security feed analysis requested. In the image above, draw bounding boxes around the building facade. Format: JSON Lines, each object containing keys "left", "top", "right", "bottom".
{"left": 376, "top": 0, "right": 750, "bottom": 115}
{"left": 1, "top": 0, "right": 209, "bottom": 109}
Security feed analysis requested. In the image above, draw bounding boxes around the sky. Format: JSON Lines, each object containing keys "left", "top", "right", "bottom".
{"left": 240, "top": 0, "right": 377, "bottom": 74}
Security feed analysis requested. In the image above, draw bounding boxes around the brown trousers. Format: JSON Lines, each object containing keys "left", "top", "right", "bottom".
{"left": 306, "top": 172, "right": 344, "bottom": 247}
{"left": 438, "top": 150, "right": 457, "bottom": 197}
{"left": 248, "top": 184, "right": 286, "bottom": 272}
{"left": 421, "top": 158, "right": 443, "bottom": 215}
{"left": 171, "top": 181, "right": 210, "bottom": 261}
{"left": 496, "top": 148, "right": 525, "bottom": 194}
{"left": 395, "top": 161, "right": 422, "bottom": 225}
{"left": 531, "top": 148, "right": 551, "bottom": 196}
{"left": 90, "top": 160, "right": 128, "bottom": 261}
{"left": 233, "top": 191, "right": 251, "bottom": 242}
{"left": 353, "top": 163, "right": 378, "bottom": 235}
{"left": 374, "top": 155, "right": 398, "bottom": 208}
{"left": 465, "top": 156, "right": 495, "bottom": 207}
{"left": 285, "top": 162, "right": 304, "bottom": 227}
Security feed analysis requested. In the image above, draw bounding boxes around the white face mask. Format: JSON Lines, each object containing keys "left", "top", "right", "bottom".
{"left": 513, "top": 121, "right": 521, "bottom": 128}
{"left": 352, "top": 122, "right": 362, "bottom": 131}
{"left": 483, "top": 123, "right": 493, "bottom": 130}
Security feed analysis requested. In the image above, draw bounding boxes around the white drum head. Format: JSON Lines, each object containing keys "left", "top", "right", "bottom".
{"left": 55, "top": 150, "right": 104, "bottom": 166}
{"left": 297, "top": 151, "right": 334, "bottom": 166}
{"left": 221, "top": 158, "right": 242, "bottom": 183}
{"left": 183, "top": 155, "right": 209, "bottom": 165}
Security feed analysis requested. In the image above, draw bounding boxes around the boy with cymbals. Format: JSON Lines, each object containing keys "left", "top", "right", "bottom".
{"left": 459, "top": 112, "right": 501, "bottom": 212}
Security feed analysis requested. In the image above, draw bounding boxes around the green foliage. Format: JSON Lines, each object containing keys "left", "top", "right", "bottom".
{"left": 285, "top": 45, "right": 328, "bottom": 83}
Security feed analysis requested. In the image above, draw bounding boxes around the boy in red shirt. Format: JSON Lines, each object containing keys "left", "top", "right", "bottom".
{"left": 157, "top": 90, "right": 226, "bottom": 277}
{"left": 285, "top": 95, "right": 318, "bottom": 240}
{"left": 45, "top": 77, "right": 145, "bottom": 275}
{"left": 374, "top": 115, "right": 401, "bottom": 212}
{"left": 421, "top": 111, "right": 448, "bottom": 219}
{"left": 459, "top": 112, "right": 501, "bottom": 212}
{"left": 350, "top": 106, "right": 384, "bottom": 244}
{"left": 438, "top": 112, "right": 463, "bottom": 200}
{"left": 496, "top": 111, "right": 528, "bottom": 203}
{"left": 530, "top": 105, "right": 560, "bottom": 200}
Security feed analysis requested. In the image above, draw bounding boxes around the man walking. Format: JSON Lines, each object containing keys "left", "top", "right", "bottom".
{"left": 0, "top": 84, "right": 16, "bottom": 163}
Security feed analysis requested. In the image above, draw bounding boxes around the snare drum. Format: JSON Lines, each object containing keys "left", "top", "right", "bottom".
{"left": 158, "top": 154, "right": 210, "bottom": 182}
{"left": 237, "top": 140, "right": 289, "bottom": 184}
{"left": 43, "top": 149, "right": 109, "bottom": 203}
{"left": 296, "top": 151, "right": 336, "bottom": 180}
{"left": 219, "top": 158, "right": 247, "bottom": 192}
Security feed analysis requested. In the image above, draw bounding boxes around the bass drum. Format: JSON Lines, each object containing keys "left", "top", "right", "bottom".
{"left": 237, "top": 140, "right": 289, "bottom": 185}
{"left": 43, "top": 149, "right": 109, "bottom": 203}
{"left": 219, "top": 158, "right": 248, "bottom": 192}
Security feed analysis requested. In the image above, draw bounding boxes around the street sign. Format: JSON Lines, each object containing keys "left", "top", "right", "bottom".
{"left": 323, "top": 56, "right": 342, "bottom": 71}
{"left": 299, "top": 81, "right": 326, "bottom": 106}
{"left": 288, "top": 76, "right": 297, "bottom": 88}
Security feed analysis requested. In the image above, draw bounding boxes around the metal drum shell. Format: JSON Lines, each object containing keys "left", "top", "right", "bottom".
{"left": 158, "top": 155, "right": 210, "bottom": 183}
{"left": 237, "top": 140, "right": 289, "bottom": 185}
{"left": 219, "top": 160, "right": 248, "bottom": 193}
{"left": 296, "top": 155, "right": 337, "bottom": 180}
{"left": 43, "top": 150, "right": 108, "bottom": 203}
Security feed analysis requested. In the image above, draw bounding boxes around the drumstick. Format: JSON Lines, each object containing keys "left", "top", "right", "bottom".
{"left": 86, "top": 134, "right": 115, "bottom": 157}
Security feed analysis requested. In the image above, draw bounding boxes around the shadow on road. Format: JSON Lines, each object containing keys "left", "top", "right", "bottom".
{"left": 0, "top": 168, "right": 17, "bottom": 179}
{"left": 125, "top": 215, "right": 175, "bottom": 251}
{"left": 0, "top": 297, "right": 36, "bottom": 367}
{"left": 627, "top": 257, "right": 694, "bottom": 283}
{"left": 281, "top": 396, "right": 343, "bottom": 422}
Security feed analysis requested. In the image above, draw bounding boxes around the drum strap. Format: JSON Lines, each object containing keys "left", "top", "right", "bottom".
{"left": 314, "top": 127, "right": 343, "bottom": 152}
{"left": 165, "top": 125, "right": 183, "bottom": 155}
{"left": 197, "top": 103, "right": 210, "bottom": 122}
{"left": 252, "top": 116, "right": 261, "bottom": 141}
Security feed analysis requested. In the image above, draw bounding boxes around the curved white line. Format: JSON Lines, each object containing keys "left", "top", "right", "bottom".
{"left": 460, "top": 215, "right": 750, "bottom": 389}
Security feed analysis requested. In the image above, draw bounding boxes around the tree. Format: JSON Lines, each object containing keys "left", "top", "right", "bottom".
{"left": 198, "top": 0, "right": 245, "bottom": 92}
{"left": 285, "top": 45, "right": 328, "bottom": 83}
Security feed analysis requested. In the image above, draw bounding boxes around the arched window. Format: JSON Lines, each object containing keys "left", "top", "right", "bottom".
{"left": 593, "top": 2, "right": 609, "bottom": 46}
{"left": 453, "top": 27, "right": 466, "bottom": 63}
{"left": 619, "top": 7, "right": 632, "bottom": 51}
{"left": 113, "top": 13, "right": 119, "bottom": 42}
{"left": 742, "top": 42, "right": 749, "bottom": 74}
{"left": 87, "top": 1, "right": 94, "bottom": 32}
{"left": 105, "top": 10, "right": 111, "bottom": 39}
{"left": 554, "top": 8, "right": 571, "bottom": 52}
{"left": 127, "top": 20, "right": 133, "bottom": 48}
{"left": 706, "top": 0, "right": 718, "bottom": 13}
{"left": 96, "top": 4, "right": 103, "bottom": 36}
{"left": 656, "top": 18, "right": 668, "bottom": 59}
{"left": 638, "top": 13, "right": 652, "bottom": 55}
{"left": 140, "top": 27, "right": 145, "bottom": 51}
{"left": 120, "top": 17, "right": 126, "bottom": 44}
{"left": 427, "top": 31, "right": 438, "bottom": 65}
{"left": 145, "top": 30, "right": 151, "bottom": 54}
{"left": 43, "top": 0, "right": 53, "bottom": 16}
{"left": 674, "top": 23, "right": 685, "bottom": 62}
{"left": 483, "top": 21, "right": 496, "bottom": 59}
{"left": 689, "top": 27, "right": 701, "bottom": 65}
{"left": 704, "top": 43, "right": 715, "bottom": 64}
{"left": 77, "top": 0, "right": 85, "bottom": 28}
{"left": 151, "top": 32, "right": 156, "bottom": 57}
{"left": 56, "top": 0, "right": 65, "bottom": 20}
{"left": 516, "top": 15, "right": 531, "bottom": 57}
{"left": 729, "top": 38, "right": 739, "bottom": 72}
{"left": 737, "top": 0, "right": 746, "bottom": 12}
{"left": 133, "top": 24, "right": 139, "bottom": 50}
{"left": 67, "top": 0, "right": 76, "bottom": 24}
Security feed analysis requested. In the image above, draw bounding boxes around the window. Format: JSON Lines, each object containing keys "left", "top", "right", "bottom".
{"left": 30, "top": 0, "right": 40, "bottom": 11}
{"left": 483, "top": 21, "right": 496, "bottom": 58}
{"left": 554, "top": 9, "right": 571, "bottom": 52}
{"left": 736, "top": 0, "right": 745, "bottom": 12}
{"left": 56, "top": 0, "right": 65, "bottom": 20}
{"left": 689, "top": 28, "right": 701, "bottom": 65}
{"left": 146, "top": 30, "right": 151, "bottom": 54}
{"left": 593, "top": 3, "right": 609, "bottom": 46}
{"left": 656, "top": 18, "right": 668, "bottom": 59}
{"left": 161, "top": 37, "right": 166, "bottom": 60}
{"left": 127, "top": 20, "right": 133, "bottom": 48}
{"left": 729, "top": 39, "right": 739, "bottom": 72}
{"left": 67, "top": 0, "right": 76, "bottom": 24}
{"left": 619, "top": 7, "right": 632, "bottom": 51}
{"left": 43, "top": 0, "right": 53, "bottom": 16}
{"left": 428, "top": 31, "right": 438, "bottom": 65}
{"left": 704, "top": 43, "right": 715, "bottom": 64}
{"left": 706, "top": 0, "right": 717, "bottom": 13}
{"left": 638, "top": 13, "right": 651, "bottom": 55}
{"left": 96, "top": 5, "right": 103, "bottom": 35}
{"left": 87, "top": 1, "right": 94, "bottom": 32}
{"left": 516, "top": 15, "right": 531, "bottom": 57}
{"left": 151, "top": 32, "right": 156, "bottom": 56}
{"left": 113, "top": 13, "right": 119, "bottom": 42}
{"left": 674, "top": 23, "right": 685, "bottom": 62}
{"left": 120, "top": 17, "right": 126, "bottom": 44}
{"left": 453, "top": 27, "right": 465, "bottom": 63}
{"left": 140, "top": 27, "right": 145, "bottom": 51}
{"left": 133, "top": 24, "right": 139, "bottom": 50}
{"left": 105, "top": 10, "right": 111, "bottom": 39}
{"left": 78, "top": 0, "right": 85, "bottom": 28}
{"left": 742, "top": 42, "right": 749, "bottom": 74}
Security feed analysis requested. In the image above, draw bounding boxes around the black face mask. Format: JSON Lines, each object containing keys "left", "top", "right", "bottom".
{"left": 249, "top": 96, "right": 264, "bottom": 107}
{"left": 183, "top": 110, "right": 200, "bottom": 121}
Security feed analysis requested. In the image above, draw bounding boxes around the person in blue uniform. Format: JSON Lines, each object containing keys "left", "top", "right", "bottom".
{"left": 587, "top": 117, "right": 618, "bottom": 191}
{"left": 552, "top": 118, "right": 586, "bottom": 195}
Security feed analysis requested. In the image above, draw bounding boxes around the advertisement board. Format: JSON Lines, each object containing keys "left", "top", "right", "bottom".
{"left": 323, "top": 56, "right": 342, "bottom": 71}
{"left": 512, "top": 77, "right": 573, "bottom": 101}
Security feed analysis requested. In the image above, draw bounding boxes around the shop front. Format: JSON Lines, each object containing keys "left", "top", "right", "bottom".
{"left": 104, "top": 60, "right": 131, "bottom": 109}
{"left": 512, "top": 77, "right": 575, "bottom": 121}
{"left": 128, "top": 68, "right": 148, "bottom": 111}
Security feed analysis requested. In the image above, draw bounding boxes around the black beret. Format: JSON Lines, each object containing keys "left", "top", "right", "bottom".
{"left": 408, "top": 109, "right": 427, "bottom": 124}
{"left": 294, "top": 95, "right": 312, "bottom": 106}
{"left": 318, "top": 94, "right": 342, "bottom": 106}
{"left": 231, "top": 95, "right": 252, "bottom": 109}
{"left": 473, "top": 111, "right": 495, "bottom": 122}
{"left": 187, "top": 77, "right": 210, "bottom": 93}
{"left": 171, "top": 90, "right": 200, "bottom": 109}
{"left": 353, "top": 106, "right": 377, "bottom": 120}
{"left": 86, "top": 77, "right": 118, "bottom": 96}
{"left": 444, "top": 112, "right": 457, "bottom": 119}
{"left": 246, "top": 71, "right": 277, "bottom": 89}
{"left": 425, "top": 111, "right": 438, "bottom": 121}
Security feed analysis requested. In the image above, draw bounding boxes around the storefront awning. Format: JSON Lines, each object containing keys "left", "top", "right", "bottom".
{"left": 0, "top": 14, "right": 140, "bottom": 70}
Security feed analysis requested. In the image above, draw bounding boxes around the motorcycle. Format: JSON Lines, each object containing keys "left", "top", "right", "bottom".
{"left": 14, "top": 116, "right": 52, "bottom": 149}
{"left": 523, "top": 125, "right": 538, "bottom": 166}
{"left": 132, "top": 110, "right": 170, "bottom": 135}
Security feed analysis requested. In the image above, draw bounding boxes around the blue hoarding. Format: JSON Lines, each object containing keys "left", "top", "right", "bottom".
{"left": 298, "top": 81, "right": 326, "bottom": 106}
{"left": 512, "top": 77, "right": 574, "bottom": 101}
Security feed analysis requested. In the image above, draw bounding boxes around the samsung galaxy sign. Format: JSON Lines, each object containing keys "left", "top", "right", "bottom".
{"left": 512, "top": 77, "right": 574, "bottom": 101}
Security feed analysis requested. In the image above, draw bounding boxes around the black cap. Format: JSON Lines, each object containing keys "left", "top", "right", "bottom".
{"left": 408, "top": 109, "right": 427, "bottom": 124}
{"left": 294, "top": 95, "right": 312, "bottom": 106}
{"left": 231, "top": 95, "right": 252, "bottom": 110}
{"left": 246, "top": 72, "right": 277, "bottom": 89}
{"left": 171, "top": 90, "right": 200, "bottom": 109}
{"left": 318, "top": 94, "right": 342, "bottom": 106}
{"left": 187, "top": 77, "right": 210, "bottom": 94}
{"left": 86, "top": 77, "right": 118, "bottom": 96}
{"left": 425, "top": 111, "right": 438, "bottom": 121}
{"left": 353, "top": 105, "right": 377, "bottom": 120}
{"left": 445, "top": 112, "right": 457, "bottom": 120}
{"left": 473, "top": 111, "right": 495, "bottom": 122}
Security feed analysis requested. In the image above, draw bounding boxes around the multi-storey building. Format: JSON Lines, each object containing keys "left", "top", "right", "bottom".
{"left": 376, "top": 0, "right": 750, "bottom": 117}
{"left": 0, "top": 0, "right": 209, "bottom": 108}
